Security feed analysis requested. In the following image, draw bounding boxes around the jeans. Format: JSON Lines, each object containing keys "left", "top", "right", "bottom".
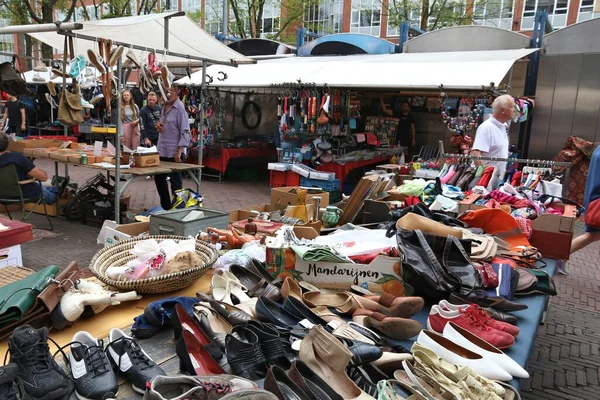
{"left": 41, "top": 185, "right": 59, "bottom": 205}
{"left": 154, "top": 156, "right": 182, "bottom": 210}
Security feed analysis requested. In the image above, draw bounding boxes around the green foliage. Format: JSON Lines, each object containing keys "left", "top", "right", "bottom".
{"left": 188, "top": 9, "right": 203, "bottom": 23}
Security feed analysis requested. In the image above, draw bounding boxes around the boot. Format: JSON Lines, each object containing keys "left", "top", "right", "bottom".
{"left": 225, "top": 326, "right": 267, "bottom": 380}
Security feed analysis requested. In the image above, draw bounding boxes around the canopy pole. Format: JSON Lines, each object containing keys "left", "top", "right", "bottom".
{"left": 197, "top": 60, "right": 207, "bottom": 194}
{"left": 0, "top": 23, "right": 83, "bottom": 35}
{"left": 115, "top": 57, "right": 122, "bottom": 224}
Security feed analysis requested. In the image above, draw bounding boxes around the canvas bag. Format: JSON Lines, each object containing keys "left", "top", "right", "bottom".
{"left": 58, "top": 36, "right": 83, "bottom": 126}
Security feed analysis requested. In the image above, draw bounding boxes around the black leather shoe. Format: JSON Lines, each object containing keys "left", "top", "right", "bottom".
{"left": 483, "top": 307, "right": 518, "bottom": 325}
{"left": 288, "top": 360, "right": 343, "bottom": 400}
{"left": 348, "top": 322, "right": 410, "bottom": 354}
{"left": 346, "top": 364, "right": 385, "bottom": 397}
{"left": 336, "top": 337, "right": 383, "bottom": 366}
{"left": 264, "top": 365, "right": 311, "bottom": 400}
{"left": 196, "top": 292, "right": 253, "bottom": 326}
{"left": 246, "top": 321, "right": 292, "bottom": 369}
{"left": 247, "top": 259, "right": 275, "bottom": 282}
{"left": 283, "top": 297, "right": 329, "bottom": 326}
{"left": 195, "top": 307, "right": 227, "bottom": 351}
{"left": 449, "top": 292, "right": 528, "bottom": 312}
{"left": 230, "top": 265, "right": 281, "bottom": 301}
{"left": 256, "top": 296, "right": 301, "bottom": 328}
{"left": 226, "top": 326, "right": 267, "bottom": 380}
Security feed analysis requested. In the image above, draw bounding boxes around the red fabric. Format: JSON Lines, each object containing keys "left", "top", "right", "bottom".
{"left": 553, "top": 136, "right": 599, "bottom": 207}
{"left": 203, "top": 147, "right": 278, "bottom": 173}
{"left": 316, "top": 156, "right": 390, "bottom": 187}
{"left": 459, "top": 208, "right": 532, "bottom": 250}
{"left": 477, "top": 166, "right": 495, "bottom": 188}
{"left": 510, "top": 171, "right": 522, "bottom": 187}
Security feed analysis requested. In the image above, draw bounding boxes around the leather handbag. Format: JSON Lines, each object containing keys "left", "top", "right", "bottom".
{"left": 0, "top": 265, "right": 58, "bottom": 327}
{"left": 0, "top": 261, "right": 80, "bottom": 338}
{"left": 396, "top": 229, "right": 481, "bottom": 304}
{"left": 57, "top": 37, "right": 83, "bottom": 127}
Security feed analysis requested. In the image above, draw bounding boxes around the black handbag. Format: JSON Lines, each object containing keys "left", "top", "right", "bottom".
{"left": 383, "top": 202, "right": 467, "bottom": 238}
{"left": 396, "top": 229, "right": 482, "bottom": 303}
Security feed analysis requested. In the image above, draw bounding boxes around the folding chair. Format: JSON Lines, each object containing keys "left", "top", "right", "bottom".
{"left": 0, "top": 164, "right": 53, "bottom": 230}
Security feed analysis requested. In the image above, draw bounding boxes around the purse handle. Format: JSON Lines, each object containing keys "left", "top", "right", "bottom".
{"left": 413, "top": 230, "right": 457, "bottom": 292}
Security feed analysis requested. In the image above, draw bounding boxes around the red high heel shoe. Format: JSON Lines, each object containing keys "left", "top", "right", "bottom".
{"left": 171, "top": 303, "right": 223, "bottom": 362}
{"left": 176, "top": 330, "right": 225, "bottom": 376}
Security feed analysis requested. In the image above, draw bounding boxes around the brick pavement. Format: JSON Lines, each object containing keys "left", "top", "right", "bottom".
{"left": 3, "top": 158, "right": 600, "bottom": 398}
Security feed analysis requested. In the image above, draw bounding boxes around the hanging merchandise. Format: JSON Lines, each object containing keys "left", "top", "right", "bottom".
{"left": 438, "top": 93, "right": 484, "bottom": 135}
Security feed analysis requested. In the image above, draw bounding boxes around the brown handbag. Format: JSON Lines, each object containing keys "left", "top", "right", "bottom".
{"left": 0, "top": 261, "right": 80, "bottom": 339}
{"left": 57, "top": 37, "right": 83, "bottom": 127}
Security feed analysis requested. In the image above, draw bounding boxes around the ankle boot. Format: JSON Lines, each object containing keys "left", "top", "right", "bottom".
{"left": 298, "top": 326, "right": 373, "bottom": 400}
{"left": 246, "top": 321, "right": 292, "bottom": 369}
{"left": 226, "top": 326, "right": 267, "bottom": 380}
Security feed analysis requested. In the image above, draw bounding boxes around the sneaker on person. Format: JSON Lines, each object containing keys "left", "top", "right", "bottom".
{"left": 557, "top": 259, "right": 569, "bottom": 275}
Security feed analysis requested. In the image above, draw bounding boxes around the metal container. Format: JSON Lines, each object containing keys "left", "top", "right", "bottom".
{"left": 149, "top": 207, "right": 229, "bottom": 237}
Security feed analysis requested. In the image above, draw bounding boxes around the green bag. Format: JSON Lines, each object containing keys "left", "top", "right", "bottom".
{"left": 0, "top": 265, "right": 58, "bottom": 327}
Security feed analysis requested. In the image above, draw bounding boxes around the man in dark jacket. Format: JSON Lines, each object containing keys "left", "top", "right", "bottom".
{"left": 139, "top": 92, "right": 161, "bottom": 146}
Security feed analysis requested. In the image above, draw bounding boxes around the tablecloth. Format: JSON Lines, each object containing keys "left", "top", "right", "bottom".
{"left": 203, "top": 148, "right": 278, "bottom": 173}
{"left": 316, "top": 156, "right": 391, "bottom": 188}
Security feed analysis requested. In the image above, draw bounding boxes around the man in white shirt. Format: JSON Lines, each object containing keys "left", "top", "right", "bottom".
{"left": 471, "top": 95, "right": 515, "bottom": 180}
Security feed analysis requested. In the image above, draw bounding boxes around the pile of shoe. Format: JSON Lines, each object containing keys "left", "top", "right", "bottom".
{"left": 137, "top": 52, "right": 174, "bottom": 100}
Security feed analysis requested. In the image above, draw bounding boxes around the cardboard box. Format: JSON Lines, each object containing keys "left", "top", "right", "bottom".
{"left": 7, "top": 138, "right": 62, "bottom": 152}
{"left": 266, "top": 252, "right": 403, "bottom": 293}
{"left": 0, "top": 244, "right": 23, "bottom": 268}
{"left": 23, "top": 197, "right": 69, "bottom": 217}
{"left": 270, "top": 187, "right": 329, "bottom": 211}
{"left": 49, "top": 152, "right": 72, "bottom": 162}
{"left": 530, "top": 205, "right": 577, "bottom": 260}
{"left": 32, "top": 149, "right": 53, "bottom": 158}
{"left": 229, "top": 204, "right": 272, "bottom": 223}
{"left": 133, "top": 153, "right": 160, "bottom": 167}
{"left": 103, "top": 221, "right": 150, "bottom": 246}
{"left": 362, "top": 199, "right": 392, "bottom": 224}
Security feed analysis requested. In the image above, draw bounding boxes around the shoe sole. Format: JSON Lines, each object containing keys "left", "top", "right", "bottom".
{"left": 131, "top": 384, "right": 145, "bottom": 395}
{"left": 75, "top": 391, "right": 117, "bottom": 400}
{"left": 356, "top": 315, "right": 422, "bottom": 340}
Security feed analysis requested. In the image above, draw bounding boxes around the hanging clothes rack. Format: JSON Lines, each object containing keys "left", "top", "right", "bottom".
{"left": 438, "top": 141, "right": 572, "bottom": 197}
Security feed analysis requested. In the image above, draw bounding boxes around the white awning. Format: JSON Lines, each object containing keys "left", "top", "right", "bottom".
{"left": 28, "top": 12, "right": 253, "bottom": 66}
{"left": 177, "top": 48, "right": 537, "bottom": 89}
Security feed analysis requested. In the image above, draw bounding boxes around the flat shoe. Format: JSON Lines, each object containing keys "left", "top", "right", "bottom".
{"left": 352, "top": 309, "right": 422, "bottom": 340}
{"left": 363, "top": 293, "right": 424, "bottom": 318}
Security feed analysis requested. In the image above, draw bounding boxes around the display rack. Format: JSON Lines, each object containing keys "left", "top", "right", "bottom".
{"left": 438, "top": 141, "right": 572, "bottom": 196}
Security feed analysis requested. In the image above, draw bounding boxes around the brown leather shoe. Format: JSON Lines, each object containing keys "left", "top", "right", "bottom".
{"left": 352, "top": 309, "right": 422, "bottom": 340}
{"left": 363, "top": 293, "right": 424, "bottom": 318}
{"left": 230, "top": 264, "right": 281, "bottom": 302}
{"left": 281, "top": 277, "right": 302, "bottom": 301}
{"left": 303, "top": 291, "right": 417, "bottom": 318}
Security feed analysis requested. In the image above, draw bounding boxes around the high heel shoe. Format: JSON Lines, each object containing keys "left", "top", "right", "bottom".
{"left": 171, "top": 303, "right": 223, "bottom": 361}
{"left": 176, "top": 330, "right": 225, "bottom": 376}
{"left": 264, "top": 365, "right": 311, "bottom": 400}
{"left": 193, "top": 303, "right": 233, "bottom": 351}
{"left": 287, "top": 360, "right": 343, "bottom": 400}
{"left": 299, "top": 325, "right": 374, "bottom": 400}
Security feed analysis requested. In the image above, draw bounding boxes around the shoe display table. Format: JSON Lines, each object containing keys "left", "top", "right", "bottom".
{"left": 203, "top": 147, "right": 278, "bottom": 182}
{"left": 399, "top": 258, "right": 558, "bottom": 391}
{"left": 316, "top": 155, "right": 391, "bottom": 190}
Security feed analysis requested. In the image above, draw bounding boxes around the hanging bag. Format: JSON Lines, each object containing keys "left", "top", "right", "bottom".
{"left": 57, "top": 37, "right": 83, "bottom": 126}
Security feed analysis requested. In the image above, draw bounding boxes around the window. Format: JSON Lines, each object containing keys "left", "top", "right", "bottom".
{"left": 204, "top": 0, "right": 223, "bottom": 35}
{"left": 522, "top": 0, "right": 569, "bottom": 30}
{"left": 473, "top": 0, "right": 513, "bottom": 29}
{"left": 0, "top": 19, "right": 13, "bottom": 63}
{"left": 386, "top": 0, "right": 420, "bottom": 36}
{"left": 160, "top": 0, "right": 179, "bottom": 12}
{"left": 260, "top": 0, "right": 281, "bottom": 37}
{"left": 304, "top": 0, "right": 343, "bottom": 36}
{"left": 578, "top": 0, "right": 600, "bottom": 21}
{"left": 182, "top": 0, "right": 200, "bottom": 12}
{"left": 350, "top": 0, "right": 382, "bottom": 36}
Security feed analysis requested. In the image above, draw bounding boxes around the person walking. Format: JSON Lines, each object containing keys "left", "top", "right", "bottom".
{"left": 1, "top": 94, "right": 26, "bottom": 136}
{"left": 154, "top": 85, "right": 191, "bottom": 210}
{"left": 139, "top": 92, "right": 161, "bottom": 147}
{"left": 121, "top": 90, "right": 140, "bottom": 150}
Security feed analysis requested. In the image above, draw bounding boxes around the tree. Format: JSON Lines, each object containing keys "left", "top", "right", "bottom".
{"left": 0, "top": 0, "right": 77, "bottom": 64}
{"left": 384, "top": 0, "right": 479, "bottom": 32}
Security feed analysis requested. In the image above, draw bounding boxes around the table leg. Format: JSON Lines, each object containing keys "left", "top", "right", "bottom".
{"left": 118, "top": 176, "right": 135, "bottom": 197}
{"left": 188, "top": 171, "right": 200, "bottom": 188}
{"left": 54, "top": 162, "right": 60, "bottom": 191}
{"left": 64, "top": 164, "right": 69, "bottom": 180}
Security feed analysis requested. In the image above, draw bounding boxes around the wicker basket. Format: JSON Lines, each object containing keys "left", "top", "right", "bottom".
{"left": 88, "top": 235, "right": 218, "bottom": 294}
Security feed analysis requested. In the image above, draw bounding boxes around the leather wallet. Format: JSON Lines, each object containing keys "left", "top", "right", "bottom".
{"left": 0, "top": 261, "right": 80, "bottom": 339}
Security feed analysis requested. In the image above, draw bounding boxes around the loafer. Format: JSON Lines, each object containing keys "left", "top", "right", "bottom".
{"left": 226, "top": 326, "right": 267, "bottom": 380}
{"left": 230, "top": 265, "right": 280, "bottom": 301}
{"left": 282, "top": 297, "right": 328, "bottom": 326}
{"left": 449, "top": 292, "right": 527, "bottom": 312}
{"left": 264, "top": 365, "right": 311, "bottom": 400}
{"left": 336, "top": 336, "right": 382, "bottom": 366}
{"left": 255, "top": 296, "right": 300, "bottom": 328}
{"left": 288, "top": 360, "right": 343, "bottom": 400}
{"left": 196, "top": 292, "right": 252, "bottom": 326}
{"left": 415, "top": 330, "right": 513, "bottom": 381}
{"left": 247, "top": 259, "right": 275, "bottom": 282}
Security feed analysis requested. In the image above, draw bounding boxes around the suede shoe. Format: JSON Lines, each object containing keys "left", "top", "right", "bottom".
{"left": 142, "top": 374, "right": 257, "bottom": 400}
{"left": 8, "top": 325, "right": 74, "bottom": 400}
{"left": 0, "top": 364, "right": 19, "bottom": 400}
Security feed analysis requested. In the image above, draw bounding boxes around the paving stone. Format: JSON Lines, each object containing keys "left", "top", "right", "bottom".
{"left": 577, "top": 369, "right": 588, "bottom": 386}
{"left": 587, "top": 368, "right": 599, "bottom": 386}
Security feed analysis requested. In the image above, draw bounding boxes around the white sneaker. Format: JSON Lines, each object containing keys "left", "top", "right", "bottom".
{"left": 416, "top": 330, "right": 512, "bottom": 381}
{"left": 81, "top": 98, "right": 94, "bottom": 109}
{"left": 32, "top": 72, "right": 46, "bottom": 83}
{"left": 442, "top": 322, "right": 529, "bottom": 379}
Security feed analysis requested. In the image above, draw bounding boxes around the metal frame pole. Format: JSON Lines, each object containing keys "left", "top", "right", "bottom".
{"left": 114, "top": 58, "right": 122, "bottom": 224}
{"left": 222, "top": 0, "right": 228, "bottom": 40}
{"left": 198, "top": 60, "right": 207, "bottom": 193}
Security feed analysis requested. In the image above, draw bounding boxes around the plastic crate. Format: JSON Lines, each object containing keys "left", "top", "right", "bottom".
{"left": 286, "top": 171, "right": 300, "bottom": 186}
{"left": 270, "top": 170, "right": 287, "bottom": 188}
{"left": 300, "top": 177, "right": 341, "bottom": 191}
{"left": 149, "top": 207, "right": 229, "bottom": 236}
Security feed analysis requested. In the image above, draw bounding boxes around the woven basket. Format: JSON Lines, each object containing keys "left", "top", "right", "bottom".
{"left": 0, "top": 266, "right": 35, "bottom": 288}
{"left": 88, "top": 235, "right": 218, "bottom": 294}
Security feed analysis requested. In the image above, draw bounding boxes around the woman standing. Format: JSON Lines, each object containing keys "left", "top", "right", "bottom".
{"left": 121, "top": 90, "right": 140, "bottom": 149}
